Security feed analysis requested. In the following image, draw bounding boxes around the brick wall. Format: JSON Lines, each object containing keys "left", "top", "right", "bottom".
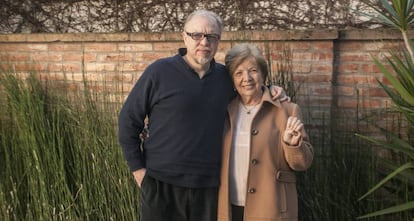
{"left": 0, "top": 29, "right": 408, "bottom": 145}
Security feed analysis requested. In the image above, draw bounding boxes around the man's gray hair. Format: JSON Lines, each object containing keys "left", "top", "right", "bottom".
{"left": 184, "top": 9, "right": 223, "bottom": 34}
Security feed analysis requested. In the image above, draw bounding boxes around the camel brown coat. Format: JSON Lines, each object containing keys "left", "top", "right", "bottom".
{"left": 217, "top": 88, "right": 314, "bottom": 221}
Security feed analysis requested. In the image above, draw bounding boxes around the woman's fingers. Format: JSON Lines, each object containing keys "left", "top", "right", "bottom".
{"left": 287, "top": 116, "right": 303, "bottom": 132}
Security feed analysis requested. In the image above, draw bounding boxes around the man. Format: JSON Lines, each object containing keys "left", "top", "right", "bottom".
{"left": 118, "top": 9, "right": 285, "bottom": 221}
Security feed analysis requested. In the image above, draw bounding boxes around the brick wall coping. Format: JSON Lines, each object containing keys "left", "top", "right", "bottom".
{"left": 0, "top": 29, "right": 408, "bottom": 43}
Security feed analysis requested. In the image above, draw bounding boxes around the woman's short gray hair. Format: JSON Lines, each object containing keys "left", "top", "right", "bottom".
{"left": 225, "top": 43, "right": 269, "bottom": 82}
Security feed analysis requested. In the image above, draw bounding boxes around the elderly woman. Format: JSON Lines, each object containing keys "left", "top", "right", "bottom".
{"left": 217, "top": 44, "right": 314, "bottom": 221}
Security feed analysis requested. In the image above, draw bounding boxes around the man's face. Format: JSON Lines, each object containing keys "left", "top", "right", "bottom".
{"left": 182, "top": 16, "right": 221, "bottom": 66}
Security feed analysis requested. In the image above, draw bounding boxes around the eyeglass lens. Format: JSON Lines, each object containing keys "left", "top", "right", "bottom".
{"left": 187, "top": 32, "right": 220, "bottom": 41}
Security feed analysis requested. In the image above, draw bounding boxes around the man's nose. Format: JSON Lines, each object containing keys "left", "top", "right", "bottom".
{"left": 199, "top": 36, "right": 210, "bottom": 45}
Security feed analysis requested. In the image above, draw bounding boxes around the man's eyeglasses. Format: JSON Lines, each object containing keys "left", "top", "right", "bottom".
{"left": 185, "top": 32, "right": 221, "bottom": 42}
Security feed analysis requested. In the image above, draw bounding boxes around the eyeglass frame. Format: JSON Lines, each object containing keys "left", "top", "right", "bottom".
{"left": 185, "top": 31, "right": 221, "bottom": 42}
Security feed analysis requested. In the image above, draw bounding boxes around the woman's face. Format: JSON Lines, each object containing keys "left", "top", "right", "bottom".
{"left": 232, "top": 57, "right": 264, "bottom": 99}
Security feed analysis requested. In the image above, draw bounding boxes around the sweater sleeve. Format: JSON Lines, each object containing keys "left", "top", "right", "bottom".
{"left": 118, "top": 67, "right": 155, "bottom": 172}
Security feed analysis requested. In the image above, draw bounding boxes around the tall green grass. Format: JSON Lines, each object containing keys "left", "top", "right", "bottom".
{"left": 297, "top": 93, "right": 413, "bottom": 220}
{"left": 0, "top": 73, "right": 139, "bottom": 220}
{"left": 295, "top": 95, "right": 382, "bottom": 221}
{"left": 297, "top": 118, "right": 382, "bottom": 220}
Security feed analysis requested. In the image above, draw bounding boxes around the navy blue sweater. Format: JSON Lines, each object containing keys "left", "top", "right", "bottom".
{"left": 118, "top": 48, "right": 234, "bottom": 188}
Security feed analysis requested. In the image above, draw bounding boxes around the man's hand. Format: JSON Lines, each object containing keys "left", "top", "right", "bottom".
{"left": 132, "top": 168, "right": 146, "bottom": 188}
{"left": 269, "top": 85, "right": 290, "bottom": 102}
{"left": 283, "top": 116, "right": 303, "bottom": 146}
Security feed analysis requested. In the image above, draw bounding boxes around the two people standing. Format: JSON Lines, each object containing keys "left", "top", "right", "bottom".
{"left": 118, "top": 9, "right": 313, "bottom": 221}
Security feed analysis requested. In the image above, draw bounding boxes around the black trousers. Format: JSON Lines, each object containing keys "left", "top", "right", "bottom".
{"left": 231, "top": 205, "right": 244, "bottom": 221}
{"left": 139, "top": 174, "right": 218, "bottom": 221}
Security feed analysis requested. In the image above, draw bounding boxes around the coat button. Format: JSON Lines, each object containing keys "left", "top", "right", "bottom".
{"left": 251, "top": 129, "right": 258, "bottom": 135}
{"left": 248, "top": 188, "right": 256, "bottom": 193}
{"left": 251, "top": 159, "right": 258, "bottom": 165}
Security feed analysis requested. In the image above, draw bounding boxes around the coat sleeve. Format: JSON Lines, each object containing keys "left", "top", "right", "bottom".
{"left": 282, "top": 103, "right": 314, "bottom": 171}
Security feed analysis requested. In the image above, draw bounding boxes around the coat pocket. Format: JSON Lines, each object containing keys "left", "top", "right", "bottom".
{"left": 275, "top": 170, "right": 296, "bottom": 213}
{"left": 276, "top": 170, "right": 296, "bottom": 183}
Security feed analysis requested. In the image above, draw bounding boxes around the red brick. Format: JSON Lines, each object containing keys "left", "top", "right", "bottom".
{"left": 84, "top": 63, "right": 116, "bottom": 72}
{"left": 84, "top": 43, "right": 117, "bottom": 52}
{"left": 297, "top": 74, "right": 332, "bottom": 83}
{"left": 367, "top": 87, "right": 388, "bottom": 97}
{"left": 337, "top": 63, "right": 360, "bottom": 73}
{"left": 311, "top": 41, "right": 333, "bottom": 50}
{"left": 311, "top": 63, "right": 333, "bottom": 73}
{"left": 118, "top": 43, "right": 153, "bottom": 51}
{"left": 338, "top": 52, "right": 373, "bottom": 62}
{"left": 117, "top": 62, "right": 149, "bottom": 72}
{"left": 287, "top": 42, "right": 312, "bottom": 50}
{"left": 361, "top": 63, "right": 381, "bottom": 73}
{"left": 63, "top": 53, "right": 84, "bottom": 61}
{"left": 31, "top": 53, "right": 62, "bottom": 62}
{"left": 311, "top": 52, "right": 334, "bottom": 61}
{"left": 335, "top": 86, "right": 355, "bottom": 96}
{"left": 292, "top": 52, "right": 313, "bottom": 61}
{"left": 336, "top": 75, "right": 378, "bottom": 85}
{"left": 38, "top": 72, "right": 67, "bottom": 81}
{"left": 26, "top": 44, "right": 48, "bottom": 51}
{"left": 14, "top": 63, "right": 46, "bottom": 72}
{"left": 0, "top": 53, "right": 30, "bottom": 62}
{"left": 139, "top": 52, "right": 173, "bottom": 62}
{"left": 98, "top": 53, "right": 133, "bottom": 62}
{"left": 48, "top": 43, "right": 82, "bottom": 51}
{"left": 153, "top": 42, "right": 184, "bottom": 51}
{"left": 82, "top": 53, "right": 97, "bottom": 62}
{"left": 313, "top": 86, "right": 332, "bottom": 95}
{"left": 48, "top": 63, "right": 81, "bottom": 72}
{"left": 337, "top": 97, "right": 358, "bottom": 108}
{"left": 337, "top": 41, "right": 364, "bottom": 51}
{"left": 360, "top": 99, "right": 383, "bottom": 109}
